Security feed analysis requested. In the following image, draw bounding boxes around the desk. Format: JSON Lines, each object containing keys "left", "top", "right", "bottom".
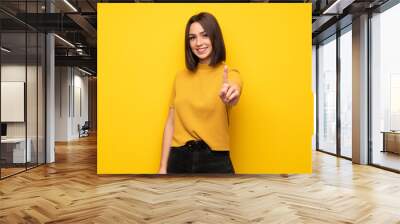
{"left": 1, "top": 138, "right": 31, "bottom": 163}
{"left": 381, "top": 131, "right": 400, "bottom": 154}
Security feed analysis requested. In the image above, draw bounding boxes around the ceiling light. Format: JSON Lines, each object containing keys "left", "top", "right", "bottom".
{"left": 63, "top": 0, "right": 78, "bottom": 12}
{"left": 322, "top": 0, "right": 355, "bottom": 15}
{"left": 54, "top": 34, "right": 75, "bottom": 48}
{"left": 1, "top": 47, "right": 11, "bottom": 53}
{"left": 78, "top": 67, "right": 93, "bottom": 76}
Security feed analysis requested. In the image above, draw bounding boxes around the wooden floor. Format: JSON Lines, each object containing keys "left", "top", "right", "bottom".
{"left": 1, "top": 163, "right": 45, "bottom": 178}
{"left": 0, "top": 167, "right": 26, "bottom": 178}
{"left": 1, "top": 135, "right": 400, "bottom": 223}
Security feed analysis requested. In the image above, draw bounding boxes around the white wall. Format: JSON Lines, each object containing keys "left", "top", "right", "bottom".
{"left": 55, "top": 66, "right": 70, "bottom": 141}
{"left": 55, "top": 67, "right": 89, "bottom": 141}
{"left": 72, "top": 73, "right": 89, "bottom": 138}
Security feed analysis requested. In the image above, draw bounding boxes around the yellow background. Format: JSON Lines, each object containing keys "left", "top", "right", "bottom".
{"left": 98, "top": 3, "right": 312, "bottom": 174}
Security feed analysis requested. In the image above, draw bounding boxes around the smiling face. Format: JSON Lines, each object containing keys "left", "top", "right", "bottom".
{"left": 188, "top": 22, "right": 213, "bottom": 64}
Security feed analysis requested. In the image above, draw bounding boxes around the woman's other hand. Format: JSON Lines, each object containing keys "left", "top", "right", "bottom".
{"left": 219, "top": 65, "right": 241, "bottom": 106}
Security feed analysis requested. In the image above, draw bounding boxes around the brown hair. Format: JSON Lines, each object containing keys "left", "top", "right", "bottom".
{"left": 185, "top": 12, "right": 226, "bottom": 71}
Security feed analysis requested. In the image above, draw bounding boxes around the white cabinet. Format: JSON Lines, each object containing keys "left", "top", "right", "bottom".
{"left": 1, "top": 138, "right": 32, "bottom": 163}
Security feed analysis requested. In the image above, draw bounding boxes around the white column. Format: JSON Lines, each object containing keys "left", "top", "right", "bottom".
{"left": 352, "top": 14, "right": 369, "bottom": 164}
{"left": 46, "top": 33, "right": 55, "bottom": 163}
{"left": 45, "top": 1, "right": 55, "bottom": 163}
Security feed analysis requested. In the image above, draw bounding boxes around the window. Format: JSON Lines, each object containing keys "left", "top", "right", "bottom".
{"left": 318, "top": 35, "right": 337, "bottom": 154}
{"left": 339, "top": 28, "right": 352, "bottom": 158}
{"left": 371, "top": 2, "right": 400, "bottom": 171}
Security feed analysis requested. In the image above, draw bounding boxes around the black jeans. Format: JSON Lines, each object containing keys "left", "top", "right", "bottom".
{"left": 167, "top": 140, "right": 235, "bottom": 174}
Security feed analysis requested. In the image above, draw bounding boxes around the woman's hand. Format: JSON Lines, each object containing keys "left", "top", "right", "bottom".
{"left": 158, "top": 167, "right": 167, "bottom": 174}
{"left": 219, "top": 65, "right": 241, "bottom": 106}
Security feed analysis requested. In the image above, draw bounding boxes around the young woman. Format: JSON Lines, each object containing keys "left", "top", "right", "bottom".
{"left": 158, "top": 12, "right": 242, "bottom": 174}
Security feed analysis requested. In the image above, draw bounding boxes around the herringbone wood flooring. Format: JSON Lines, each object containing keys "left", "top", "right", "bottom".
{"left": 1, "top": 134, "right": 400, "bottom": 224}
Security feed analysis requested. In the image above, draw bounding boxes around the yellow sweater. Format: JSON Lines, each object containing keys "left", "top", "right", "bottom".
{"left": 169, "top": 62, "right": 242, "bottom": 151}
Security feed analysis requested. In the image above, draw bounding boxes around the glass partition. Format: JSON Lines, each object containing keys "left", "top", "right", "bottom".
{"left": 0, "top": 1, "right": 46, "bottom": 179}
{"left": 317, "top": 35, "right": 337, "bottom": 154}
{"left": 27, "top": 30, "right": 38, "bottom": 169}
{"left": 1, "top": 30, "right": 28, "bottom": 177}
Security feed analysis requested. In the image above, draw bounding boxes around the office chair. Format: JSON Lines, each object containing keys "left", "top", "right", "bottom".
{"left": 79, "top": 121, "right": 90, "bottom": 138}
